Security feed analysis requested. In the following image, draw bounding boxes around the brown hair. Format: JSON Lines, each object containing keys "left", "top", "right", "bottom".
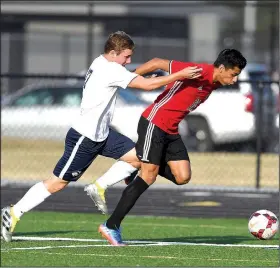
{"left": 104, "top": 31, "right": 135, "bottom": 55}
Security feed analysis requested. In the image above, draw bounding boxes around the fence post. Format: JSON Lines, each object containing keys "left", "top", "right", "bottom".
{"left": 255, "top": 81, "right": 264, "bottom": 189}
{"left": 87, "top": 3, "right": 93, "bottom": 69}
{"left": 62, "top": 33, "right": 70, "bottom": 74}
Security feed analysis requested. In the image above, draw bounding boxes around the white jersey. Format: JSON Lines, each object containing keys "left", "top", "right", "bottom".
{"left": 72, "top": 55, "right": 138, "bottom": 141}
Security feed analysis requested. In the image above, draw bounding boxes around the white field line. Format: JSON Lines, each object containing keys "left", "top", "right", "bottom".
{"left": 2, "top": 250, "right": 278, "bottom": 263}
{"left": 19, "top": 219, "right": 246, "bottom": 230}
{"left": 2, "top": 236, "right": 278, "bottom": 249}
{"left": 1, "top": 243, "right": 159, "bottom": 250}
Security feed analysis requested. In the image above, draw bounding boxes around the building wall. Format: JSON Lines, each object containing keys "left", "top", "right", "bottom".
{"left": 3, "top": 2, "right": 278, "bottom": 76}
{"left": 1, "top": 2, "right": 224, "bottom": 75}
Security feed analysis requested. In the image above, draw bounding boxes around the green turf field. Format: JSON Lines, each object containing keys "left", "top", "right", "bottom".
{"left": 1, "top": 211, "right": 279, "bottom": 267}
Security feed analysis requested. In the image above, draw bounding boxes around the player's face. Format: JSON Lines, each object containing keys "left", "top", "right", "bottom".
{"left": 217, "top": 65, "right": 241, "bottom": 86}
{"left": 114, "top": 49, "right": 133, "bottom": 66}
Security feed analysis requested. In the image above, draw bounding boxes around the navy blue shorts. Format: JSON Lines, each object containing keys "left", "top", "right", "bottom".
{"left": 53, "top": 127, "right": 135, "bottom": 181}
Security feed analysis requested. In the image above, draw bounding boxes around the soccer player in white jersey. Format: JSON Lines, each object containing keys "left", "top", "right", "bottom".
{"left": 1, "top": 31, "right": 202, "bottom": 242}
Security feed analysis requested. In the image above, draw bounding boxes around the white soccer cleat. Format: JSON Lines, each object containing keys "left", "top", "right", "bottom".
{"left": 1, "top": 205, "right": 19, "bottom": 242}
{"left": 84, "top": 183, "right": 108, "bottom": 214}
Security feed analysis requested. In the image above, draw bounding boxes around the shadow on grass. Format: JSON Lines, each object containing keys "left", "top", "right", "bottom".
{"left": 133, "top": 235, "right": 254, "bottom": 244}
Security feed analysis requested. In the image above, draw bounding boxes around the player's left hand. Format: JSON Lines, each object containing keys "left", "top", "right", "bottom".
{"left": 180, "top": 66, "right": 202, "bottom": 80}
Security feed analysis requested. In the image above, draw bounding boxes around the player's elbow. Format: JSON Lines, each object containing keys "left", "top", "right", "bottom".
{"left": 150, "top": 57, "right": 163, "bottom": 67}
{"left": 150, "top": 57, "right": 170, "bottom": 72}
{"left": 151, "top": 58, "right": 169, "bottom": 70}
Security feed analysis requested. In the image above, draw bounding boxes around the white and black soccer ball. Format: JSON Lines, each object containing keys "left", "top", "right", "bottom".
{"left": 248, "top": 209, "right": 279, "bottom": 240}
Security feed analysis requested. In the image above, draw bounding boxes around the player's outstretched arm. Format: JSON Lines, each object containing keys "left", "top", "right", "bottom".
{"left": 133, "top": 58, "right": 170, "bottom": 75}
{"left": 129, "top": 66, "right": 202, "bottom": 91}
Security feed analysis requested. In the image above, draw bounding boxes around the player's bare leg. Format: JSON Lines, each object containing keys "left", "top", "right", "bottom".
{"left": 166, "top": 160, "right": 192, "bottom": 185}
{"left": 120, "top": 148, "right": 140, "bottom": 184}
{"left": 138, "top": 162, "right": 159, "bottom": 185}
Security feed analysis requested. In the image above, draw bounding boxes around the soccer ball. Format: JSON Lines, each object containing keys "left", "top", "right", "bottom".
{"left": 248, "top": 209, "right": 279, "bottom": 240}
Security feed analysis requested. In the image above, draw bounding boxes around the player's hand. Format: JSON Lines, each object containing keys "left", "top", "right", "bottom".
{"left": 180, "top": 66, "right": 202, "bottom": 79}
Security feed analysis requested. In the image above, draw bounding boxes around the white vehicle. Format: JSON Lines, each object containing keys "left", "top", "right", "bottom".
{"left": 129, "top": 63, "right": 278, "bottom": 152}
{"left": 1, "top": 81, "right": 149, "bottom": 142}
{"left": 2, "top": 64, "right": 277, "bottom": 152}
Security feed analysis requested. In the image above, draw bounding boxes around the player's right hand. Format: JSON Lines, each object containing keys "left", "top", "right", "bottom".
{"left": 180, "top": 66, "right": 202, "bottom": 79}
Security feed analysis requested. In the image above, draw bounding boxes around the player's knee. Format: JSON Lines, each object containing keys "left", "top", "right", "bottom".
{"left": 44, "top": 175, "right": 69, "bottom": 194}
{"left": 120, "top": 158, "right": 141, "bottom": 169}
{"left": 120, "top": 148, "right": 141, "bottom": 169}
{"left": 174, "top": 171, "right": 192, "bottom": 185}
{"left": 140, "top": 166, "right": 158, "bottom": 185}
{"left": 130, "top": 159, "right": 141, "bottom": 169}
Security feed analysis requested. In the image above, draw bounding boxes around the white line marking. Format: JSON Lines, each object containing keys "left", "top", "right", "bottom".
{"left": 2, "top": 250, "right": 277, "bottom": 263}
{"left": 4, "top": 236, "right": 278, "bottom": 249}
{"left": 1, "top": 244, "right": 160, "bottom": 250}
{"left": 11, "top": 236, "right": 154, "bottom": 244}
{"left": 19, "top": 219, "right": 246, "bottom": 230}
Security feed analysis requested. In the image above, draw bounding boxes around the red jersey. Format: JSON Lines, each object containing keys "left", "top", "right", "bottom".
{"left": 142, "top": 61, "right": 220, "bottom": 134}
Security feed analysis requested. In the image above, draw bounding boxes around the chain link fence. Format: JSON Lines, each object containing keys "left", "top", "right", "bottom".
{"left": 1, "top": 74, "right": 278, "bottom": 190}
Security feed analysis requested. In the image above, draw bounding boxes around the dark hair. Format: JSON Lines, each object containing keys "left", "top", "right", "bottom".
{"left": 104, "top": 31, "right": 135, "bottom": 55}
{"left": 214, "top": 49, "right": 247, "bottom": 70}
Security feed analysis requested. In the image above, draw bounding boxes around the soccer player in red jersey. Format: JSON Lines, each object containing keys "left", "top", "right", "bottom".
{"left": 98, "top": 49, "right": 247, "bottom": 246}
